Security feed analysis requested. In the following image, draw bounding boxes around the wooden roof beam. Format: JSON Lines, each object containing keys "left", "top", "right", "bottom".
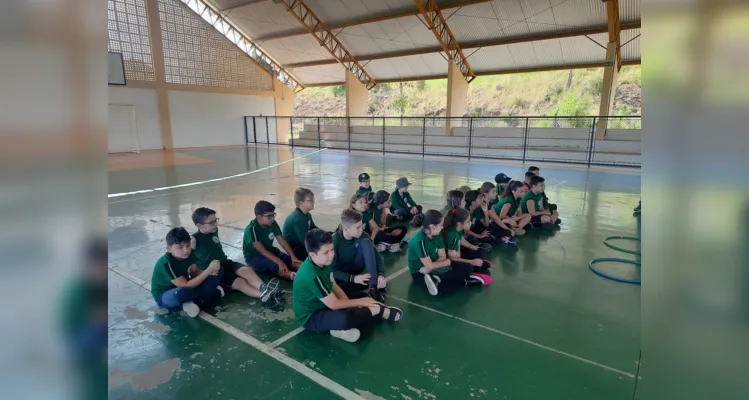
{"left": 286, "top": 21, "right": 640, "bottom": 69}
{"left": 254, "top": 0, "right": 491, "bottom": 42}
{"left": 605, "top": 0, "right": 623, "bottom": 71}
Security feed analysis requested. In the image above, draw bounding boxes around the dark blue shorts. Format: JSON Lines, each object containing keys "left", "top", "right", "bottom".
{"left": 245, "top": 250, "right": 292, "bottom": 274}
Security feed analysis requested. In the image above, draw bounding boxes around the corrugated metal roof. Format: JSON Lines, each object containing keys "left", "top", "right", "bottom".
{"left": 305, "top": 0, "right": 415, "bottom": 27}
{"left": 365, "top": 53, "right": 449, "bottom": 80}
{"left": 290, "top": 63, "right": 346, "bottom": 84}
{"left": 619, "top": 0, "right": 640, "bottom": 23}
{"left": 337, "top": 15, "right": 438, "bottom": 56}
{"left": 619, "top": 28, "right": 640, "bottom": 61}
{"left": 215, "top": 0, "right": 300, "bottom": 39}
{"left": 259, "top": 35, "right": 334, "bottom": 65}
{"left": 468, "top": 32, "right": 609, "bottom": 72}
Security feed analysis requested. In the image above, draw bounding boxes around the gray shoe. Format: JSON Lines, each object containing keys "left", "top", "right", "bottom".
{"left": 424, "top": 274, "right": 439, "bottom": 296}
{"left": 182, "top": 301, "right": 200, "bottom": 318}
{"left": 330, "top": 328, "right": 361, "bottom": 343}
{"left": 260, "top": 278, "right": 281, "bottom": 303}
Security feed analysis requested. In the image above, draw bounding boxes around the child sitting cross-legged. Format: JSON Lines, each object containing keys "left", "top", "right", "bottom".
{"left": 151, "top": 227, "right": 224, "bottom": 318}
{"left": 492, "top": 181, "right": 532, "bottom": 236}
{"left": 331, "top": 209, "right": 388, "bottom": 302}
{"left": 443, "top": 208, "right": 493, "bottom": 275}
{"left": 367, "top": 190, "right": 409, "bottom": 253}
{"left": 356, "top": 172, "right": 373, "bottom": 196}
{"left": 527, "top": 166, "right": 561, "bottom": 224}
{"left": 463, "top": 190, "right": 496, "bottom": 249}
{"left": 192, "top": 207, "right": 281, "bottom": 303}
{"left": 521, "top": 175, "right": 558, "bottom": 230}
{"left": 390, "top": 177, "right": 424, "bottom": 227}
{"left": 441, "top": 189, "right": 465, "bottom": 215}
{"left": 408, "top": 210, "right": 489, "bottom": 296}
{"left": 243, "top": 201, "right": 303, "bottom": 281}
{"left": 292, "top": 229, "right": 403, "bottom": 343}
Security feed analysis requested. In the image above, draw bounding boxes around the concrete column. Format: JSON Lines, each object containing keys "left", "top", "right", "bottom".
{"left": 345, "top": 70, "right": 368, "bottom": 118}
{"left": 596, "top": 42, "right": 620, "bottom": 139}
{"left": 273, "top": 80, "right": 296, "bottom": 144}
{"left": 144, "top": 0, "right": 173, "bottom": 149}
{"left": 445, "top": 61, "right": 468, "bottom": 136}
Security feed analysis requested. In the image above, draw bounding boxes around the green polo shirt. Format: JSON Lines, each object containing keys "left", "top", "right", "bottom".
{"left": 494, "top": 195, "right": 519, "bottom": 218}
{"left": 243, "top": 219, "right": 282, "bottom": 258}
{"left": 331, "top": 230, "right": 383, "bottom": 282}
{"left": 391, "top": 190, "right": 417, "bottom": 211}
{"left": 192, "top": 230, "right": 228, "bottom": 269}
{"left": 521, "top": 191, "right": 545, "bottom": 214}
{"left": 467, "top": 206, "right": 485, "bottom": 225}
{"left": 444, "top": 227, "right": 463, "bottom": 252}
{"left": 408, "top": 230, "right": 445, "bottom": 274}
{"left": 356, "top": 186, "right": 372, "bottom": 196}
{"left": 282, "top": 208, "right": 317, "bottom": 248}
{"left": 367, "top": 204, "right": 384, "bottom": 229}
{"left": 361, "top": 207, "right": 374, "bottom": 233}
{"left": 292, "top": 258, "right": 335, "bottom": 326}
{"left": 150, "top": 252, "right": 197, "bottom": 302}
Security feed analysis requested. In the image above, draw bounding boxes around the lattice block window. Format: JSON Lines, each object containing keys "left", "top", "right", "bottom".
{"left": 158, "top": 0, "right": 273, "bottom": 90}
{"left": 108, "top": 0, "right": 155, "bottom": 82}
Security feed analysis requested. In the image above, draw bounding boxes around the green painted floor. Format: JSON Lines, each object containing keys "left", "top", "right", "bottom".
{"left": 108, "top": 145, "right": 642, "bottom": 399}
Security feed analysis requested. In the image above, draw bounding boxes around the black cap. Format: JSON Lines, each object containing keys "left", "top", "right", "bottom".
{"left": 494, "top": 173, "right": 511, "bottom": 184}
{"left": 358, "top": 172, "right": 370, "bottom": 182}
{"left": 254, "top": 200, "right": 276, "bottom": 215}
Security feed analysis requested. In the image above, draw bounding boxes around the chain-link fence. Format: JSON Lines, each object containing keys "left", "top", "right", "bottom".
{"left": 246, "top": 116, "right": 641, "bottom": 167}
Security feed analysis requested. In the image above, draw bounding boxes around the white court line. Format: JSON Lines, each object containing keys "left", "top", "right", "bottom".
{"left": 269, "top": 327, "right": 305, "bottom": 348}
{"left": 200, "top": 313, "right": 365, "bottom": 400}
{"left": 386, "top": 266, "right": 410, "bottom": 282}
{"left": 548, "top": 180, "right": 566, "bottom": 190}
{"left": 388, "top": 295, "right": 636, "bottom": 379}
{"left": 108, "top": 148, "right": 325, "bottom": 198}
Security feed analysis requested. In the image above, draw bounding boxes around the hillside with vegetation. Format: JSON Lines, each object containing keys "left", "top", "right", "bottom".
{"left": 294, "top": 66, "right": 641, "bottom": 120}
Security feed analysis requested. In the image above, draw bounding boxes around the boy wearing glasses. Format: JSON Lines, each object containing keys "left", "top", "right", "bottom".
{"left": 283, "top": 188, "right": 318, "bottom": 260}
{"left": 192, "top": 207, "right": 281, "bottom": 302}
{"left": 243, "top": 201, "right": 303, "bottom": 281}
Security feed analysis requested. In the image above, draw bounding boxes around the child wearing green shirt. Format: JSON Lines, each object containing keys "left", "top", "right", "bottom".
{"left": 521, "top": 175, "right": 558, "bottom": 230}
{"left": 390, "top": 177, "right": 424, "bottom": 227}
{"left": 356, "top": 172, "right": 373, "bottom": 196}
{"left": 408, "top": 210, "right": 486, "bottom": 296}
{"left": 243, "top": 201, "right": 303, "bottom": 281}
{"left": 292, "top": 229, "right": 403, "bottom": 343}
{"left": 443, "top": 208, "right": 493, "bottom": 275}
{"left": 527, "top": 166, "right": 560, "bottom": 221}
{"left": 490, "top": 181, "right": 532, "bottom": 236}
{"left": 191, "top": 207, "right": 281, "bottom": 303}
{"left": 368, "top": 190, "right": 409, "bottom": 252}
{"left": 282, "top": 188, "right": 319, "bottom": 260}
{"left": 151, "top": 227, "right": 224, "bottom": 317}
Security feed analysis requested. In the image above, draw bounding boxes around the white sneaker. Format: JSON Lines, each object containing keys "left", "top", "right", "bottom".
{"left": 375, "top": 243, "right": 388, "bottom": 253}
{"left": 182, "top": 301, "right": 200, "bottom": 318}
{"left": 217, "top": 286, "right": 225, "bottom": 298}
{"left": 388, "top": 243, "right": 401, "bottom": 253}
{"left": 401, "top": 234, "right": 411, "bottom": 243}
{"left": 424, "top": 274, "right": 439, "bottom": 296}
{"left": 330, "top": 328, "right": 361, "bottom": 343}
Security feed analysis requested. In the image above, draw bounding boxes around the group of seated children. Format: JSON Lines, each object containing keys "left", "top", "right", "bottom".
{"left": 149, "top": 169, "right": 560, "bottom": 343}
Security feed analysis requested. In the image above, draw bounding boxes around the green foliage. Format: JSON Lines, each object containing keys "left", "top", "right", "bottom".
{"left": 332, "top": 85, "right": 345, "bottom": 97}
{"left": 392, "top": 94, "right": 408, "bottom": 116}
{"left": 537, "top": 93, "right": 593, "bottom": 127}
{"left": 510, "top": 97, "right": 529, "bottom": 109}
{"left": 586, "top": 80, "right": 604, "bottom": 96}
{"left": 548, "top": 83, "right": 564, "bottom": 97}
{"left": 416, "top": 80, "right": 426, "bottom": 90}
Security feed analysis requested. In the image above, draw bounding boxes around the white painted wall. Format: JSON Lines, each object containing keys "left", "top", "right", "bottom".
{"left": 108, "top": 86, "right": 162, "bottom": 150}
{"left": 168, "top": 90, "right": 274, "bottom": 148}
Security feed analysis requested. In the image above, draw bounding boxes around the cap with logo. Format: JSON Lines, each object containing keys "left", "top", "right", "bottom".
{"left": 358, "top": 172, "right": 370, "bottom": 182}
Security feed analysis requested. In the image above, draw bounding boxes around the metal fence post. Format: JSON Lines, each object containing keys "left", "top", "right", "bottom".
{"left": 252, "top": 117, "right": 257, "bottom": 144}
{"left": 348, "top": 117, "right": 351, "bottom": 152}
{"left": 521, "top": 117, "right": 529, "bottom": 162}
{"left": 289, "top": 117, "right": 294, "bottom": 147}
{"left": 467, "top": 117, "right": 473, "bottom": 159}
{"left": 382, "top": 117, "right": 386, "bottom": 155}
{"left": 421, "top": 117, "right": 426, "bottom": 157}
{"left": 244, "top": 117, "right": 249, "bottom": 144}
{"left": 317, "top": 118, "right": 321, "bottom": 149}
{"left": 265, "top": 117, "right": 270, "bottom": 145}
{"left": 587, "top": 117, "right": 597, "bottom": 166}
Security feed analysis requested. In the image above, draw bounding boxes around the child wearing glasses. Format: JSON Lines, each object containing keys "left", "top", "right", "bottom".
{"left": 243, "top": 201, "right": 303, "bottom": 281}
{"left": 191, "top": 207, "right": 281, "bottom": 302}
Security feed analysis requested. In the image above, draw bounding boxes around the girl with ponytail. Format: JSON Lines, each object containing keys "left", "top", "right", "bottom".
{"left": 366, "top": 190, "right": 409, "bottom": 253}
{"left": 490, "top": 180, "right": 532, "bottom": 235}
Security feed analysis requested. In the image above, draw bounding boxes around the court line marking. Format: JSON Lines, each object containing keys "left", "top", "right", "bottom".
{"left": 387, "top": 295, "right": 636, "bottom": 379}
{"left": 387, "top": 266, "right": 410, "bottom": 282}
{"left": 200, "top": 313, "right": 365, "bottom": 400}
{"left": 269, "top": 327, "right": 306, "bottom": 348}
{"left": 108, "top": 148, "right": 325, "bottom": 199}
{"left": 548, "top": 180, "right": 566, "bottom": 190}
{"left": 111, "top": 265, "right": 364, "bottom": 400}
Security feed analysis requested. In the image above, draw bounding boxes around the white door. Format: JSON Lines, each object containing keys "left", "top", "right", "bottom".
{"left": 108, "top": 105, "right": 137, "bottom": 153}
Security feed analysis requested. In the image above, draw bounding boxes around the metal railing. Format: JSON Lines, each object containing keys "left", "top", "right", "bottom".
{"left": 245, "top": 116, "right": 641, "bottom": 167}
